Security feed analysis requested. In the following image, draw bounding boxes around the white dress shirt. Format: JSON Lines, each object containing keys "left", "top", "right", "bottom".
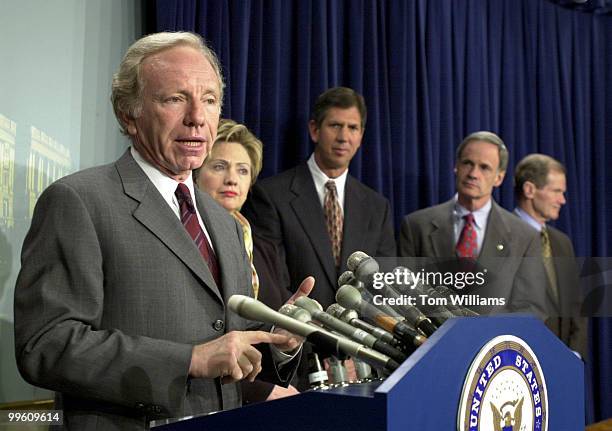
{"left": 132, "top": 147, "right": 298, "bottom": 364}
{"left": 131, "top": 147, "right": 214, "bottom": 251}
{"left": 307, "top": 153, "right": 348, "bottom": 213}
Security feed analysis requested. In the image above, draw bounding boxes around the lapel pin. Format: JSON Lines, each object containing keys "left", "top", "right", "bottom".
{"left": 496, "top": 244, "right": 504, "bottom": 251}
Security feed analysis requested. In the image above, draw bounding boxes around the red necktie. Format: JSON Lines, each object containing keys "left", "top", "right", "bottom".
{"left": 175, "top": 183, "right": 220, "bottom": 287}
{"left": 456, "top": 213, "right": 477, "bottom": 258}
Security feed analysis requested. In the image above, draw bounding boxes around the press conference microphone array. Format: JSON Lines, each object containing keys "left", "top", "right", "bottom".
{"left": 277, "top": 299, "right": 400, "bottom": 372}
{"left": 336, "top": 284, "right": 426, "bottom": 348}
{"left": 394, "top": 266, "right": 479, "bottom": 320}
{"left": 389, "top": 266, "right": 457, "bottom": 326}
{"left": 326, "top": 303, "right": 401, "bottom": 348}
{"left": 340, "top": 270, "right": 405, "bottom": 320}
{"left": 228, "top": 295, "right": 399, "bottom": 372}
{"left": 294, "top": 297, "right": 407, "bottom": 364}
{"left": 228, "top": 297, "right": 343, "bottom": 359}
{"left": 348, "top": 252, "right": 438, "bottom": 337}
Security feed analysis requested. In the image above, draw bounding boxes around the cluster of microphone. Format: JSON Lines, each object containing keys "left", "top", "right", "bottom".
{"left": 227, "top": 251, "right": 477, "bottom": 389}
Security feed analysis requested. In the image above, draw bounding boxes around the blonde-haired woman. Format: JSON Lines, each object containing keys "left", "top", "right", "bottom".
{"left": 195, "top": 119, "right": 299, "bottom": 402}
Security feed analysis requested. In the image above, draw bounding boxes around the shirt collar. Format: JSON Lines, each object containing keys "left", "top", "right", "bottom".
{"left": 130, "top": 146, "right": 196, "bottom": 202}
{"left": 453, "top": 194, "right": 492, "bottom": 229}
{"left": 515, "top": 207, "right": 544, "bottom": 232}
{"left": 307, "top": 153, "right": 348, "bottom": 189}
{"left": 307, "top": 153, "right": 348, "bottom": 209}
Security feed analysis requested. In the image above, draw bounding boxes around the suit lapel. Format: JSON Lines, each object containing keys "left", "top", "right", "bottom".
{"left": 194, "top": 188, "right": 240, "bottom": 303}
{"left": 479, "top": 202, "right": 511, "bottom": 259}
{"left": 429, "top": 200, "right": 455, "bottom": 256}
{"left": 116, "top": 151, "right": 223, "bottom": 303}
{"left": 340, "top": 177, "right": 367, "bottom": 273}
{"left": 476, "top": 201, "right": 511, "bottom": 280}
{"left": 289, "top": 164, "right": 337, "bottom": 287}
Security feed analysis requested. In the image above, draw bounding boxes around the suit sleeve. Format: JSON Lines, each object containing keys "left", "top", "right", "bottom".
{"left": 242, "top": 183, "right": 291, "bottom": 289}
{"left": 507, "top": 231, "right": 551, "bottom": 320}
{"left": 398, "top": 216, "right": 417, "bottom": 257}
{"left": 237, "top": 197, "right": 300, "bottom": 382}
{"left": 559, "top": 238, "right": 588, "bottom": 360}
{"left": 14, "top": 182, "right": 193, "bottom": 415}
{"left": 375, "top": 199, "right": 397, "bottom": 258}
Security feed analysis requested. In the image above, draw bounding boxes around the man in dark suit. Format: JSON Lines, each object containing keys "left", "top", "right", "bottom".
{"left": 399, "top": 131, "right": 548, "bottom": 317}
{"left": 14, "top": 32, "right": 308, "bottom": 430}
{"left": 242, "top": 87, "right": 396, "bottom": 310}
{"left": 514, "top": 154, "right": 587, "bottom": 358}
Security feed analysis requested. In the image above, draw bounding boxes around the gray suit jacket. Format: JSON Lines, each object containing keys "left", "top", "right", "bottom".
{"left": 398, "top": 199, "right": 549, "bottom": 317}
{"left": 14, "top": 151, "right": 288, "bottom": 430}
{"left": 546, "top": 226, "right": 588, "bottom": 358}
{"left": 513, "top": 211, "right": 588, "bottom": 358}
{"left": 242, "top": 162, "right": 396, "bottom": 309}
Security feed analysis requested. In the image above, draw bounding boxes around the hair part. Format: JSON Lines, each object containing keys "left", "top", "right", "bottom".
{"left": 455, "top": 131, "right": 509, "bottom": 173}
{"left": 514, "top": 153, "right": 566, "bottom": 200}
{"left": 310, "top": 87, "right": 367, "bottom": 130}
{"left": 111, "top": 31, "right": 225, "bottom": 135}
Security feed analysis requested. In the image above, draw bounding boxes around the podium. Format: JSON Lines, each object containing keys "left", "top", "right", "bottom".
{"left": 154, "top": 316, "right": 584, "bottom": 430}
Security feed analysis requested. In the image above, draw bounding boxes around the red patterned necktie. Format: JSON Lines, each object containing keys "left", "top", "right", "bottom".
{"left": 175, "top": 183, "right": 220, "bottom": 287}
{"left": 324, "top": 180, "right": 343, "bottom": 267}
{"left": 456, "top": 213, "right": 477, "bottom": 258}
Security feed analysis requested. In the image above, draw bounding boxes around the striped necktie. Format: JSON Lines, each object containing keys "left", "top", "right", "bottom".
{"left": 324, "top": 180, "right": 343, "bottom": 268}
{"left": 175, "top": 183, "right": 220, "bottom": 287}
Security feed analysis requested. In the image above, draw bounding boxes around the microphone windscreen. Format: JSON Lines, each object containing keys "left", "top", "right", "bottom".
{"left": 336, "top": 285, "right": 362, "bottom": 309}
{"left": 347, "top": 251, "right": 369, "bottom": 272}
{"left": 295, "top": 296, "right": 323, "bottom": 314}
{"left": 337, "top": 270, "right": 356, "bottom": 287}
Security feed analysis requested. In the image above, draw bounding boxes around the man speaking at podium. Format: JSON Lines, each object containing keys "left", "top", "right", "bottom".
{"left": 14, "top": 32, "right": 308, "bottom": 430}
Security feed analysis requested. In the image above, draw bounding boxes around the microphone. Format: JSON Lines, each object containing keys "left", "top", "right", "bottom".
{"left": 394, "top": 267, "right": 479, "bottom": 320}
{"left": 228, "top": 295, "right": 399, "bottom": 372}
{"left": 338, "top": 271, "right": 406, "bottom": 325}
{"left": 348, "top": 252, "right": 438, "bottom": 336}
{"left": 389, "top": 266, "right": 457, "bottom": 326}
{"left": 336, "top": 285, "right": 426, "bottom": 348}
{"left": 277, "top": 304, "right": 348, "bottom": 360}
{"left": 338, "top": 270, "right": 362, "bottom": 288}
{"left": 279, "top": 300, "right": 400, "bottom": 372}
{"left": 432, "top": 284, "right": 480, "bottom": 317}
{"left": 326, "top": 303, "right": 401, "bottom": 348}
{"left": 278, "top": 304, "right": 314, "bottom": 323}
{"left": 294, "top": 297, "right": 407, "bottom": 364}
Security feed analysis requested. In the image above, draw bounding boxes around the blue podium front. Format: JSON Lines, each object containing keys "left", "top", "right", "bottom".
{"left": 154, "top": 316, "right": 584, "bottom": 431}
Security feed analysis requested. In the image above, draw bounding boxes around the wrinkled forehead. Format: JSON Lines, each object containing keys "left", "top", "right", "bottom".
{"left": 458, "top": 140, "right": 501, "bottom": 166}
{"left": 140, "top": 46, "right": 221, "bottom": 94}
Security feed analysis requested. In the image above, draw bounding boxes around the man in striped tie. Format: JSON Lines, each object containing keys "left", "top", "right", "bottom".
{"left": 242, "top": 87, "right": 397, "bottom": 389}
{"left": 14, "top": 32, "right": 309, "bottom": 430}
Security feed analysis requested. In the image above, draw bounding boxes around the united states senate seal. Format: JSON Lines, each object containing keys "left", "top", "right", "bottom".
{"left": 457, "top": 335, "right": 548, "bottom": 431}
